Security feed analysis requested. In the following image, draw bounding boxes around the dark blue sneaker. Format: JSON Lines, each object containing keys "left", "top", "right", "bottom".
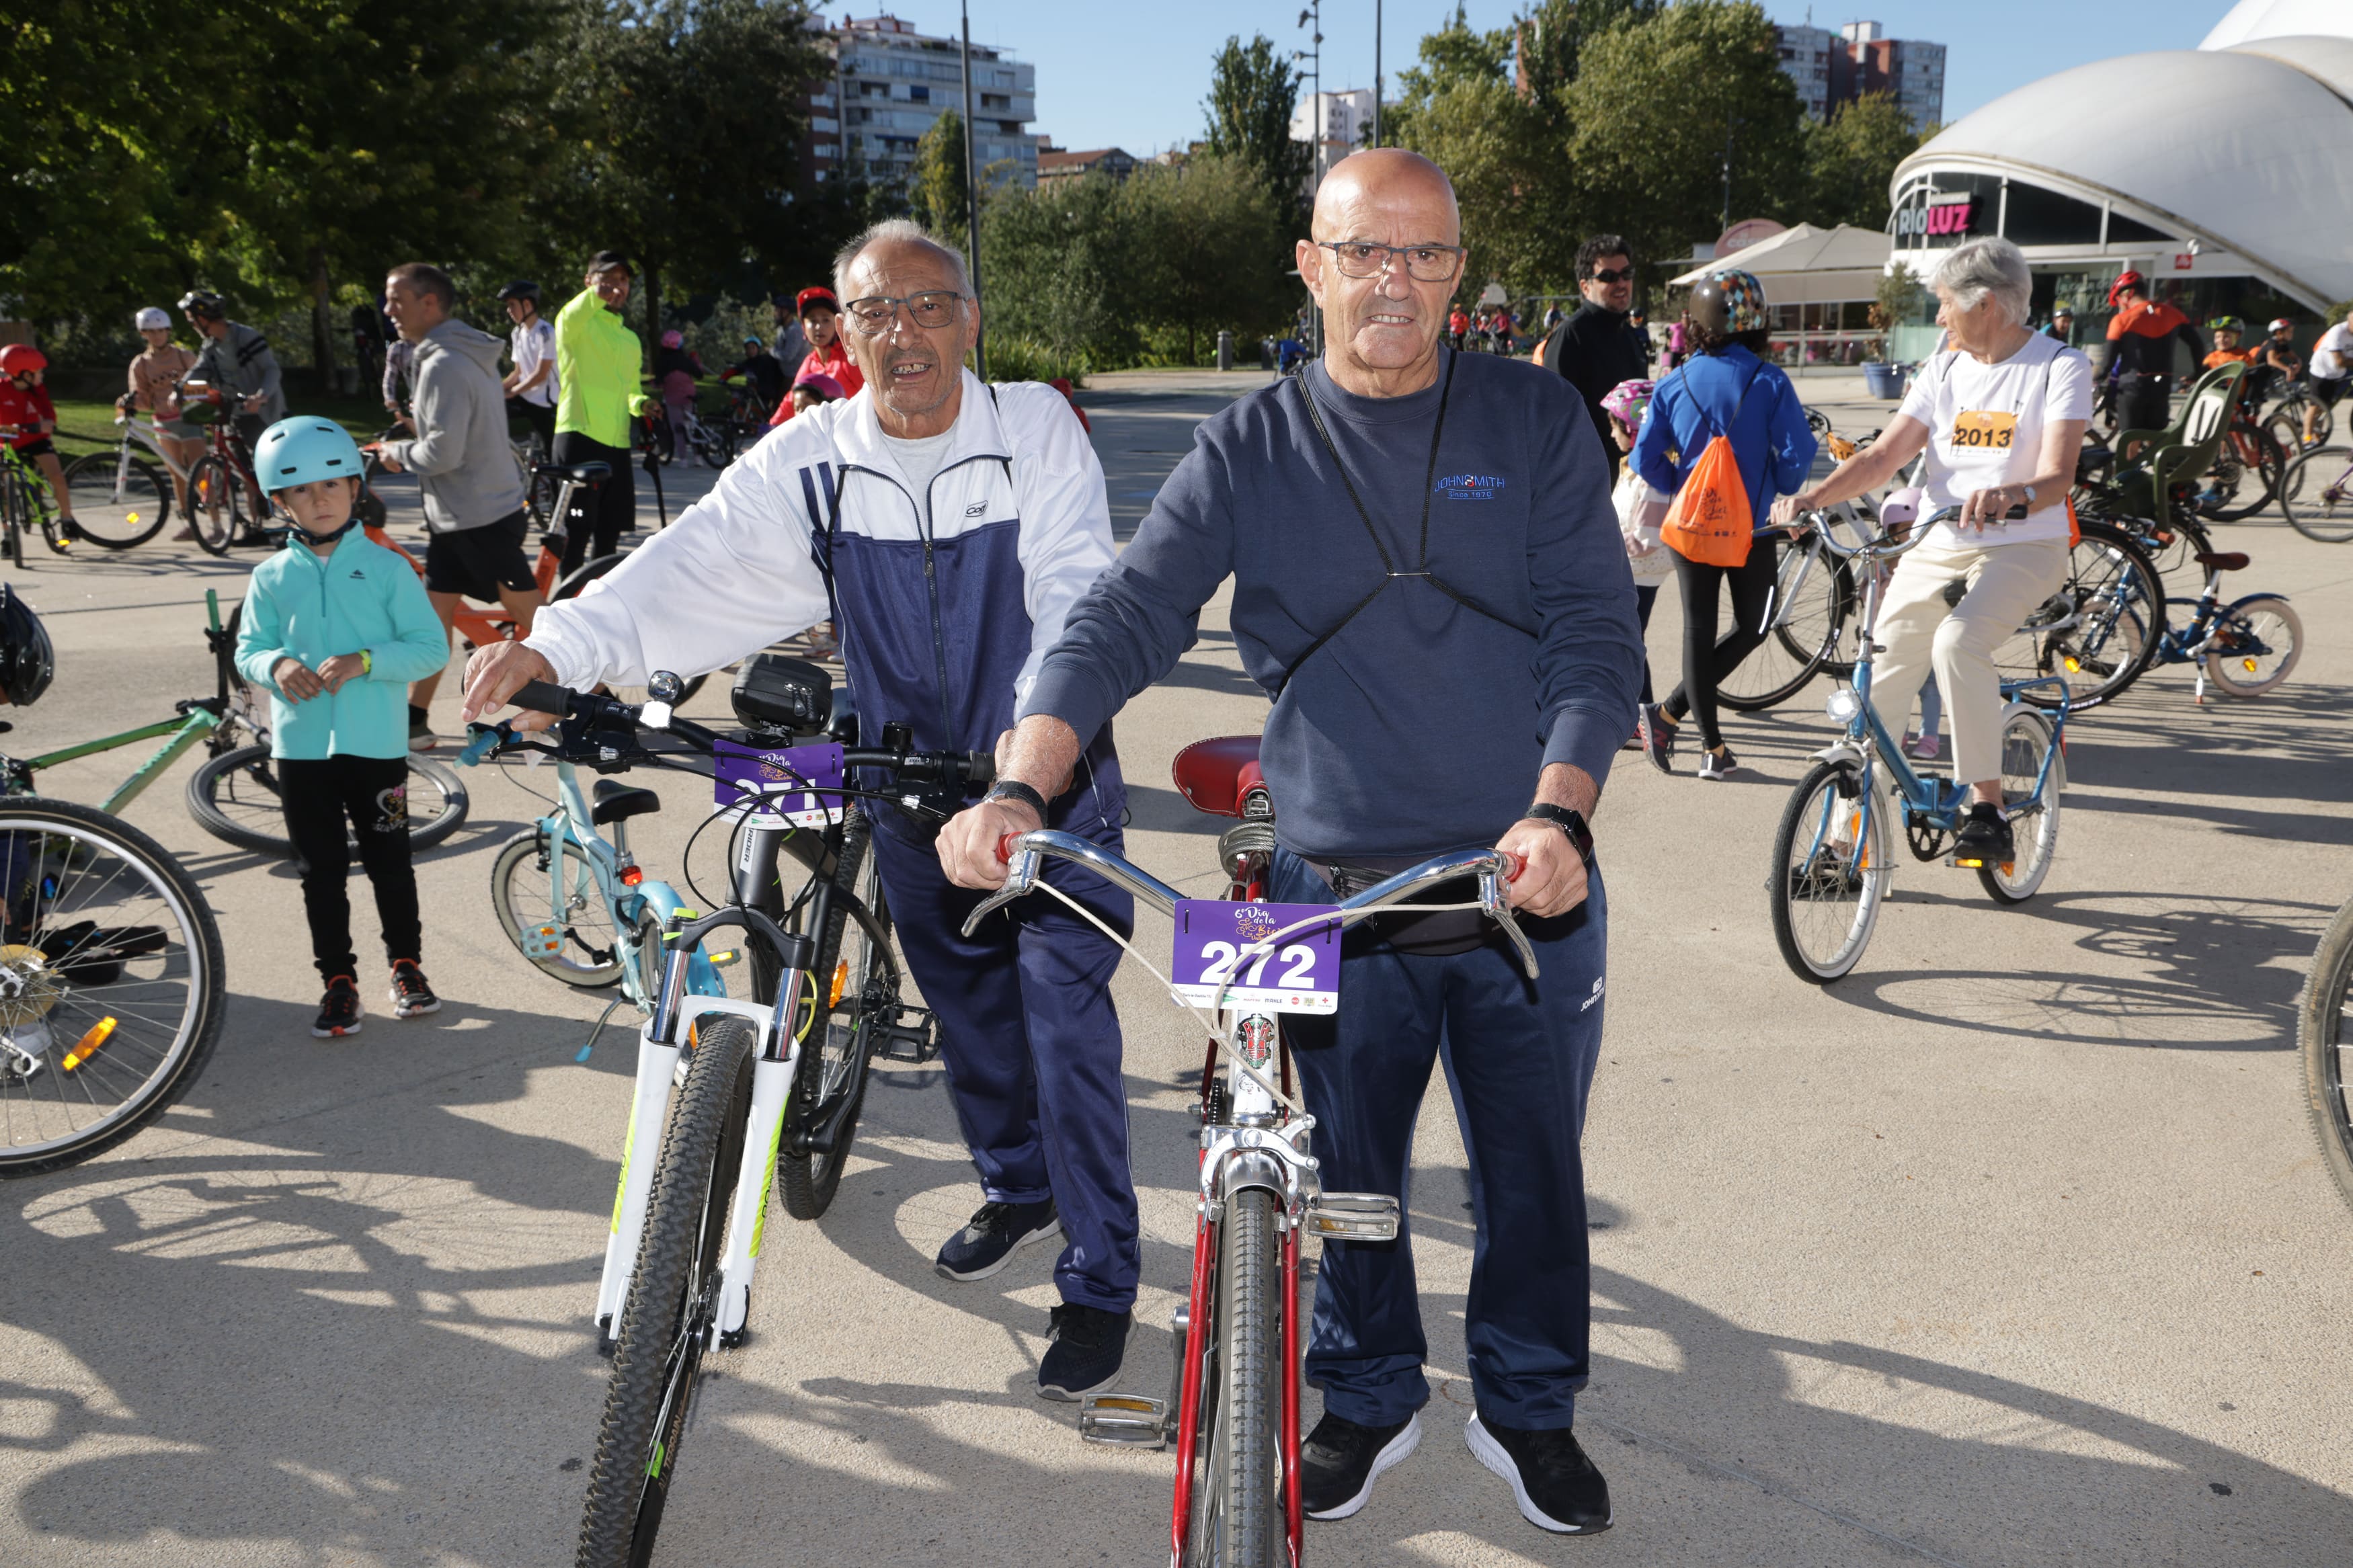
{"left": 1037, "top": 1302, "right": 1129, "bottom": 1401}
{"left": 1466, "top": 1415, "right": 1613, "bottom": 1534}
{"left": 934, "top": 1198, "right": 1060, "bottom": 1282}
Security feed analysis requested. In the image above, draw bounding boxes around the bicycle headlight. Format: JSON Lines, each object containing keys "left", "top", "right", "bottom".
{"left": 1825, "top": 686, "right": 1863, "bottom": 725}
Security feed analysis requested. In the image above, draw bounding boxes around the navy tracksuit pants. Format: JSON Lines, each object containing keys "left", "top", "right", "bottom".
{"left": 871, "top": 823, "right": 1141, "bottom": 1313}
{"left": 1268, "top": 847, "right": 1609, "bottom": 1432}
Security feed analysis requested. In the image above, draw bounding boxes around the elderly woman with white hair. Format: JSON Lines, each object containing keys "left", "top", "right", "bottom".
{"left": 1771, "top": 235, "right": 2089, "bottom": 868}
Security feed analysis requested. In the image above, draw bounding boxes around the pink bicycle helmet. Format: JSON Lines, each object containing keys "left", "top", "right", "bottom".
{"left": 660, "top": 329, "right": 684, "bottom": 349}
{"left": 1601, "top": 378, "right": 1655, "bottom": 433}
{"left": 793, "top": 371, "right": 845, "bottom": 402}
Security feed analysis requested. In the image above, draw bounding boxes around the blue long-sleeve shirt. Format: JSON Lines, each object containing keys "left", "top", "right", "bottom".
{"left": 1634, "top": 345, "right": 1817, "bottom": 529}
{"left": 1022, "top": 349, "right": 1642, "bottom": 862}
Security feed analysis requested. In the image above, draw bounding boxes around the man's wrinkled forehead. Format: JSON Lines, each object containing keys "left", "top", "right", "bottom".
{"left": 1310, "top": 156, "right": 1460, "bottom": 245}
{"left": 844, "top": 240, "right": 957, "bottom": 298}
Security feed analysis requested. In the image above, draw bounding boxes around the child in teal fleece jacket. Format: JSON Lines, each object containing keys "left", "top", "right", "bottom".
{"left": 235, "top": 416, "right": 450, "bottom": 1037}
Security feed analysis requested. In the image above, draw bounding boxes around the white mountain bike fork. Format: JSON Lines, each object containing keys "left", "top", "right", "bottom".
{"left": 595, "top": 1027, "right": 682, "bottom": 1342}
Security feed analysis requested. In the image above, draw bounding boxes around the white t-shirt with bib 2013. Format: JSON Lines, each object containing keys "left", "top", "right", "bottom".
{"left": 1897, "top": 331, "right": 2093, "bottom": 549}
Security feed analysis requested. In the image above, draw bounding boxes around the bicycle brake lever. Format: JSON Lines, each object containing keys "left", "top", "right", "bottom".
{"left": 959, "top": 833, "right": 1041, "bottom": 937}
{"left": 1478, "top": 864, "right": 1543, "bottom": 983}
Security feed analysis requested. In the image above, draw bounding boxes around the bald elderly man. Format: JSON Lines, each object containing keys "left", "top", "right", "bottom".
{"left": 939, "top": 149, "right": 1641, "bottom": 1536}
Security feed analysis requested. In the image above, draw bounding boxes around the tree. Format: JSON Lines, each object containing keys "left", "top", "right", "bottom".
{"left": 1563, "top": 1, "right": 1806, "bottom": 279}
{"left": 1202, "top": 35, "right": 1311, "bottom": 218}
{"left": 1804, "top": 93, "right": 1927, "bottom": 231}
{"left": 1380, "top": 5, "right": 1515, "bottom": 149}
{"left": 912, "top": 109, "right": 971, "bottom": 241}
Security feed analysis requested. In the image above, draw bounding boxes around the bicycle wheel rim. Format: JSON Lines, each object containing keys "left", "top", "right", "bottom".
{"left": 2301, "top": 901, "right": 2353, "bottom": 1215}
{"left": 2280, "top": 449, "right": 2353, "bottom": 542}
{"left": 63, "top": 454, "right": 170, "bottom": 547}
{"left": 0, "top": 805, "right": 218, "bottom": 1171}
{"left": 1995, "top": 526, "right": 2161, "bottom": 710}
{"left": 1188, "top": 1188, "right": 1281, "bottom": 1567}
{"left": 188, "top": 457, "right": 239, "bottom": 554}
{"left": 2204, "top": 601, "right": 2301, "bottom": 696}
{"left": 1977, "top": 713, "right": 2061, "bottom": 903}
{"left": 492, "top": 827, "right": 625, "bottom": 987}
{"left": 1769, "top": 767, "right": 1889, "bottom": 982}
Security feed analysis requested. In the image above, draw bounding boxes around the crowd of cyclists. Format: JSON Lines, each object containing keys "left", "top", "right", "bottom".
{"left": 3, "top": 136, "right": 2338, "bottom": 1559}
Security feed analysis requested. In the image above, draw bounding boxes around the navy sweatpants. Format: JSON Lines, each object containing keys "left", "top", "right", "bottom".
{"left": 871, "top": 823, "right": 1141, "bottom": 1312}
{"left": 1267, "top": 847, "right": 1609, "bottom": 1432}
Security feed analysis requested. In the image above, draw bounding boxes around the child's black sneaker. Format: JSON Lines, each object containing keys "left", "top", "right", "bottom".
{"left": 389, "top": 960, "right": 441, "bottom": 1019}
{"left": 313, "top": 976, "right": 364, "bottom": 1038}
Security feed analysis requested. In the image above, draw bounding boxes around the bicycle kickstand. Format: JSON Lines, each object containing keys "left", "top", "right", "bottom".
{"left": 576, "top": 995, "right": 629, "bottom": 1063}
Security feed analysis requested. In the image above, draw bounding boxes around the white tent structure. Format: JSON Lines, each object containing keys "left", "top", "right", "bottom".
{"left": 1886, "top": 15, "right": 2353, "bottom": 320}
{"left": 1669, "top": 224, "right": 1895, "bottom": 368}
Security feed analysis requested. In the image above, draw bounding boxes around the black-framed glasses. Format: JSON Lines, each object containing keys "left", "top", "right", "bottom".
{"left": 1587, "top": 266, "right": 1634, "bottom": 284}
{"left": 1317, "top": 241, "right": 1467, "bottom": 283}
{"left": 842, "top": 291, "right": 967, "bottom": 334}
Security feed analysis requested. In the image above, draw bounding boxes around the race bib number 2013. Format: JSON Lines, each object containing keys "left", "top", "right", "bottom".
{"left": 1950, "top": 409, "right": 2019, "bottom": 450}
{"left": 1170, "top": 901, "right": 1341, "bottom": 1015}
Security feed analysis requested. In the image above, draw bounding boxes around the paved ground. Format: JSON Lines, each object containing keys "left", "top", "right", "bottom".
{"left": 3, "top": 366, "right": 2350, "bottom": 1567}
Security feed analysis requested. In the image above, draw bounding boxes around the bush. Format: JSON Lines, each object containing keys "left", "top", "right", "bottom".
{"left": 982, "top": 337, "right": 1086, "bottom": 386}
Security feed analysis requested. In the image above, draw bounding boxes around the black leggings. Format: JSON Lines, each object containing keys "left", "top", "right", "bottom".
{"left": 1663, "top": 537, "right": 1779, "bottom": 749}
{"left": 280, "top": 755, "right": 422, "bottom": 981}
{"left": 551, "top": 431, "right": 635, "bottom": 579}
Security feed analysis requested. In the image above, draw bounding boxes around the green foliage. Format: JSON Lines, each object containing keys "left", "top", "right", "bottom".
{"left": 1804, "top": 93, "right": 1928, "bottom": 232}
{"left": 912, "top": 110, "right": 972, "bottom": 240}
{"left": 982, "top": 337, "right": 1088, "bottom": 386}
{"left": 1381, "top": 4, "right": 1515, "bottom": 149}
{"left": 1564, "top": 1, "right": 1806, "bottom": 278}
{"left": 1872, "top": 261, "right": 1925, "bottom": 329}
{"left": 1202, "top": 35, "right": 1312, "bottom": 218}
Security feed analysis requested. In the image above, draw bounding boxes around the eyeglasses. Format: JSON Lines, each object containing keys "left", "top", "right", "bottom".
{"left": 1587, "top": 267, "right": 1634, "bottom": 284}
{"left": 1317, "top": 241, "right": 1467, "bottom": 283}
{"left": 842, "top": 291, "right": 966, "bottom": 333}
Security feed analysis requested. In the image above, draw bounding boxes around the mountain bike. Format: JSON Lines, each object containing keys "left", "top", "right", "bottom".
{"left": 0, "top": 436, "right": 71, "bottom": 566}
{"left": 2276, "top": 444, "right": 2353, "bottom": 542}
{"left": 1768, "top": 505, "right": 2068, "bottom": 984}
{"left": 461, "top": 663, "right": 982, "bottom": 1568}
{"left": 59, "top": 416, "right": 177, "bottom": 548}
{"left": 0, "top": 792, "right": 229, "bottom": 1176}
{"left": 967, "top": 786, "right": 1538, "bottom": 1568}
{"left": 176, "top": 385, "right": 272, "bottom": 554}
{"left": 2299, "top": 891, "right": 2353, "bottom": 1216}
{"left": 5, "top": 589, "right": 470, "bottom": 856}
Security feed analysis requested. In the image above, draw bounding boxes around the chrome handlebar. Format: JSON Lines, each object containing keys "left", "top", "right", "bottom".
{"left": 1798, "top": 502, "right": 1981, "bottom": 562}
{"left": 962, "top": 833, "right": 1540, "bottom": 983}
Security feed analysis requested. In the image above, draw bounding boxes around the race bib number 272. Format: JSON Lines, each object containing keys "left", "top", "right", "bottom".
{"left": 1170, "top": 901, "right": 1341, "bottom": 1015}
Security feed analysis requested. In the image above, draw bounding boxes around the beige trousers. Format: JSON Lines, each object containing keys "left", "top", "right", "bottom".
{"left": 1868, "top": 536, "right": 2070, "bottom": 786}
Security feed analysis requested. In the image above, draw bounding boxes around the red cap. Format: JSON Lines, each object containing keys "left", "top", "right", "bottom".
{"left": 796, "top": 286, "right": 840, "bottom": 317}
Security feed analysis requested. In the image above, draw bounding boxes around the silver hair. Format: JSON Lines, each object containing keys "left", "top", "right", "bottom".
{"left": 832, "top": 218, "right": 973, "bottom": 304}
{"left": 1931, "top": 237, "right": 2033, "bottom": 327}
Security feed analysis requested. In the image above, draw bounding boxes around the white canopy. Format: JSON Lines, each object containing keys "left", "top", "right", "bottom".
{"left": 1890, "top": 36, "right": 2353, "bottom": 310}
{"left": 1669, "top": 223, "right": 1891, "bottom": 302}
{"left": 2203, "top": 0, "right": 2351, "bottom": 48}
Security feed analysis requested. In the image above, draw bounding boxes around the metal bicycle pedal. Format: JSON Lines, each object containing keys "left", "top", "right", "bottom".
{"left": 517, "top": 918, "right": 563, "bottom": 960}
{"left": 875, "top": 1002, "right": 941, "bottom": 1063}
{"left": 1306, "top": 1192, "right": 1402, "bottom": 1242}
{"left": 1078, "top": 1393, "right": 1171, "bottom": 1448}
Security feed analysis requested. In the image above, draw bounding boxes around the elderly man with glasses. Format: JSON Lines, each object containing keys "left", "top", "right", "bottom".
{"left": 939, "top": 148, "right": 1642, "bottom": 1538}
{"left": 461, "top": 218, "right": 1144, "bottom": 1407}
{"left": 1541, "top": 235, "right": 1651, "bottom": 481}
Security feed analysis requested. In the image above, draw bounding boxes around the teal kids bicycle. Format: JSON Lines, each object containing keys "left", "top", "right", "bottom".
{"left": 1767, "top": 505, "right": 2069, "bottom": 983}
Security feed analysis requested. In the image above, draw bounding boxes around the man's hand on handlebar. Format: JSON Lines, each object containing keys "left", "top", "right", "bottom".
{"left": 461, "top": 641, "right": 564, "bottom": 730}
{"left": 938, "top": 797, "right": 1043, "bottom": 891}
{"left": 1496, "top": 819, "right": 1587, "bottom": 919}
{"left": 1769, "top": 491, "right": 1819, "bottom": 534}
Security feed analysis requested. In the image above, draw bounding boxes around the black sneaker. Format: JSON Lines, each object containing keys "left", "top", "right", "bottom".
{"left": 389, "top": 960, "right": 441, "bottom": 1019}
{"left": 313, "top": 976, "right": 363, "bottom": 1038}
{"left": 1465, "top": 1415, "right": 1612, "bottom": 1535}
{"left": 934, "top": 1198, "right": 1061, "bottom": 1281}
{"left": 1697, "top": 744, "right": 1739, "bottom": 782}
{"left": 1301, "top": 1410, "right": 1421, "bottom": 1520}
{"left": 1638, "top": 704, "right": 1677, "bottom": 775}
{"left": 1951, "top": 801, "right": 2014, "bottom": 867}
{"left": 1037, "top": 1302, "right": 1129, "bottom": 1401}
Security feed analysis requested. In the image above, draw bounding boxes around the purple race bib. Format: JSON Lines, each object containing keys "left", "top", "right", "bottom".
{"left": 1170, "top": 900, "right": 1341, "bottom": 1015}
{"left": 713, "top": 740, "right": 844, "bottom": 829}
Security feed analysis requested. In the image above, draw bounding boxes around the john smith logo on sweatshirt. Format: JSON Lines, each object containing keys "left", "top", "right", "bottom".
{"left": 1433, "top": 472, "right": 1506, "bottom": 500}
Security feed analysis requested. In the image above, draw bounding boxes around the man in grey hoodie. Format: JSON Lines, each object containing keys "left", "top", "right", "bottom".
{"left": 375, "top": 262, "right": 541, "bottom": 749}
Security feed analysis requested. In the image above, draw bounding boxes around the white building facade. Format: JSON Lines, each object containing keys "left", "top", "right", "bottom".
{"left": 808, "top": 13, "right": 1037, "bottom": 188}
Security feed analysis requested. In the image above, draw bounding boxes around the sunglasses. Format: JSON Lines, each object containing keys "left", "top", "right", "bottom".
{"left": 1588, "top": 267, "right": 1634, "bottom": 284}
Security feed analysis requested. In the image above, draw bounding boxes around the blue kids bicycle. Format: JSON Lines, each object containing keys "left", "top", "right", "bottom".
{"left": 1768, "top": 505, "right": 2069, "bottom": 983}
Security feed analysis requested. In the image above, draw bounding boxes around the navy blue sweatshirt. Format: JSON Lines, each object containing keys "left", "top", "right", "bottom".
{"left": 1022, "top": 349, "right": 1642, "bottom": 862}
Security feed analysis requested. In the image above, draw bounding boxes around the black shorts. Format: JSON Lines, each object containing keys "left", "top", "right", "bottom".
{"left": 424, "top": 509, "right": 536, "bottom": 600}
{"left": 2313, "top": 376, "right": 2350, "bottom": 409}
{"left": 9, "top": 439, "right": 54, "bottom": 461}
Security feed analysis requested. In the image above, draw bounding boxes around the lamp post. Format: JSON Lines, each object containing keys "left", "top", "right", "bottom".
{"left": 1295, "top": 3, "right": 1322, "bottom": 185}
{"left": 1373, "top": 0, "right": 1383, "bottom": 149}
{"left": 960, "top": 0, "right": 987, "bottom": 378}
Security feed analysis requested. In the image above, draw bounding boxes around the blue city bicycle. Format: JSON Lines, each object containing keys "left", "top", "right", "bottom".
{"left": 1767, "top": 506, "right": 2069, "bottom": 983}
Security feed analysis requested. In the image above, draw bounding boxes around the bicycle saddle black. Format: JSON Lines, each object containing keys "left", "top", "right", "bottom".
{"left": 590, "top": 778, "right": 662, "bottom": 825}
{"left": 2196, "top": 550, "right": 2249, "bottom": 573}
{"left": 533, "top": 462, "right": 611, "bottom": 485}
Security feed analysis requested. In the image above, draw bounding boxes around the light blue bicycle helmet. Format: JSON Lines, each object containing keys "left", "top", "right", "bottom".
{"left": 253, "top": 417, "right": 365, "bottom": 495}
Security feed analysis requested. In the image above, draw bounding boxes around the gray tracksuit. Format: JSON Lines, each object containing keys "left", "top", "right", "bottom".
{"left": 379, "top": 321, "right": 527, "bottom": 532}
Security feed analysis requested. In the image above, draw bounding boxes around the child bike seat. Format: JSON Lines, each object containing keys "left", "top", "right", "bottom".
{"left": 591, "top": 779, "right": 663, "bottom": 825}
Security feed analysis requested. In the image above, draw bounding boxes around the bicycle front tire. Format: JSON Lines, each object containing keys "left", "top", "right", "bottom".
{"left": 1767, "top": 760, "right": 1892, "bottom": 984}
{"left": 2202, "top": 598, "right": 2302, "bottom": 698}
{"left": 768, "top": 819, "right": 895, "bottom": 1220}
{"left": 2299, "top": 896, "right": 2353, "bottom": 1216}
{"left": 2278, "top": 446, "right": 2353, "bottom": 543}
{"left": 62, "top": 452, "right": 171, "bottom": 547}
{"left": 1185, "top": 1184, "right": 1284, "bottom": 1567}
{"left": 184, "top": 745, "right": 469, "bottom": 856}
{"left": 577, "top": 1014, "right": 755, "bottom": 1568}
{"left": 0, "top": 796, "right": 229, "bottom": 1177}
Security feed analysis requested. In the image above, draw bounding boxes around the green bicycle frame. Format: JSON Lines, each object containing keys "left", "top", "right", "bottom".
{"left": 7, "top": 591, "right": 237, "bottom": 811}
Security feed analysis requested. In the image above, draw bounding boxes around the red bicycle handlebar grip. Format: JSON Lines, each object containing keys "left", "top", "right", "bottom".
{"left": 1501, "top": 849, "right": 1525, "bottom": 882}
{"left": 996, "top": 832, "right": 1022, "bottom": 864}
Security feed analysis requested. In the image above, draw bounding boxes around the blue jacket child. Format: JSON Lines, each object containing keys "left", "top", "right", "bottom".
{"left": 233, "top": 416, "right": 450, "bottom": 1036}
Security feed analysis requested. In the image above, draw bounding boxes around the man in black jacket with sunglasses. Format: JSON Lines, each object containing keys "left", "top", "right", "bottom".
{"left": 1542, "top": 235, "right": 1651, "bottom": 479}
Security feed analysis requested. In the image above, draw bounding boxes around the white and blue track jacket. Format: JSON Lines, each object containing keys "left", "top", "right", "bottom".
{"left": 524, "top": 372, "right": 1126, "bottom": 823}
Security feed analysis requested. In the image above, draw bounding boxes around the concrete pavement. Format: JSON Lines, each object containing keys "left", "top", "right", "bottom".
{"left": 2, "top": 370, "right": 2350, "bottom": 1567}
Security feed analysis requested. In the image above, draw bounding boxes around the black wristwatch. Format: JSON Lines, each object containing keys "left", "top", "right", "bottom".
{"left": 1523, "top": 803, "right": 1596, "bottom": 866}
{"left": 984, "top": 779, "right": 1049, "bottom": 819}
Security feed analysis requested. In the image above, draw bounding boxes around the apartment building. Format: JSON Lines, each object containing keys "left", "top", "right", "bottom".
{"left": 1776, "top": 24, "right": 1839, "bottom": 122}
{"left": 1773, "top": 18, "right": 1945, "bottom": 130}
{"left": 1289, "top": 88, "right": 1376, "bottom": 185}
{"left": 803, "top": 13, "right": 1037, "bottom": 188}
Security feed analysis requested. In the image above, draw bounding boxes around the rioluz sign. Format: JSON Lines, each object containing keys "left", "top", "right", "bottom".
{"left": 1896, "top": 196, "right": 1977, "bottom": 241}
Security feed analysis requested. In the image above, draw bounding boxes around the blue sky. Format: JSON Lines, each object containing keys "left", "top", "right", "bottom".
{"left": 929, "top": 1, "right": 2235, "bottom": 155}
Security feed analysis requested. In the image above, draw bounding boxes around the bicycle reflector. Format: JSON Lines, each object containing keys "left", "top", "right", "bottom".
{"left": 520, "top": 921, "right": 563, "bottom": 959}
{"left": 61, "top": 1017, "right": 116, "bottom": 1071}
{"left": 619, "top": 865, "right": 644, "bottom": 886}
{"left": 1078, "top": 1394, "right": 1171, "bottom": 1449}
